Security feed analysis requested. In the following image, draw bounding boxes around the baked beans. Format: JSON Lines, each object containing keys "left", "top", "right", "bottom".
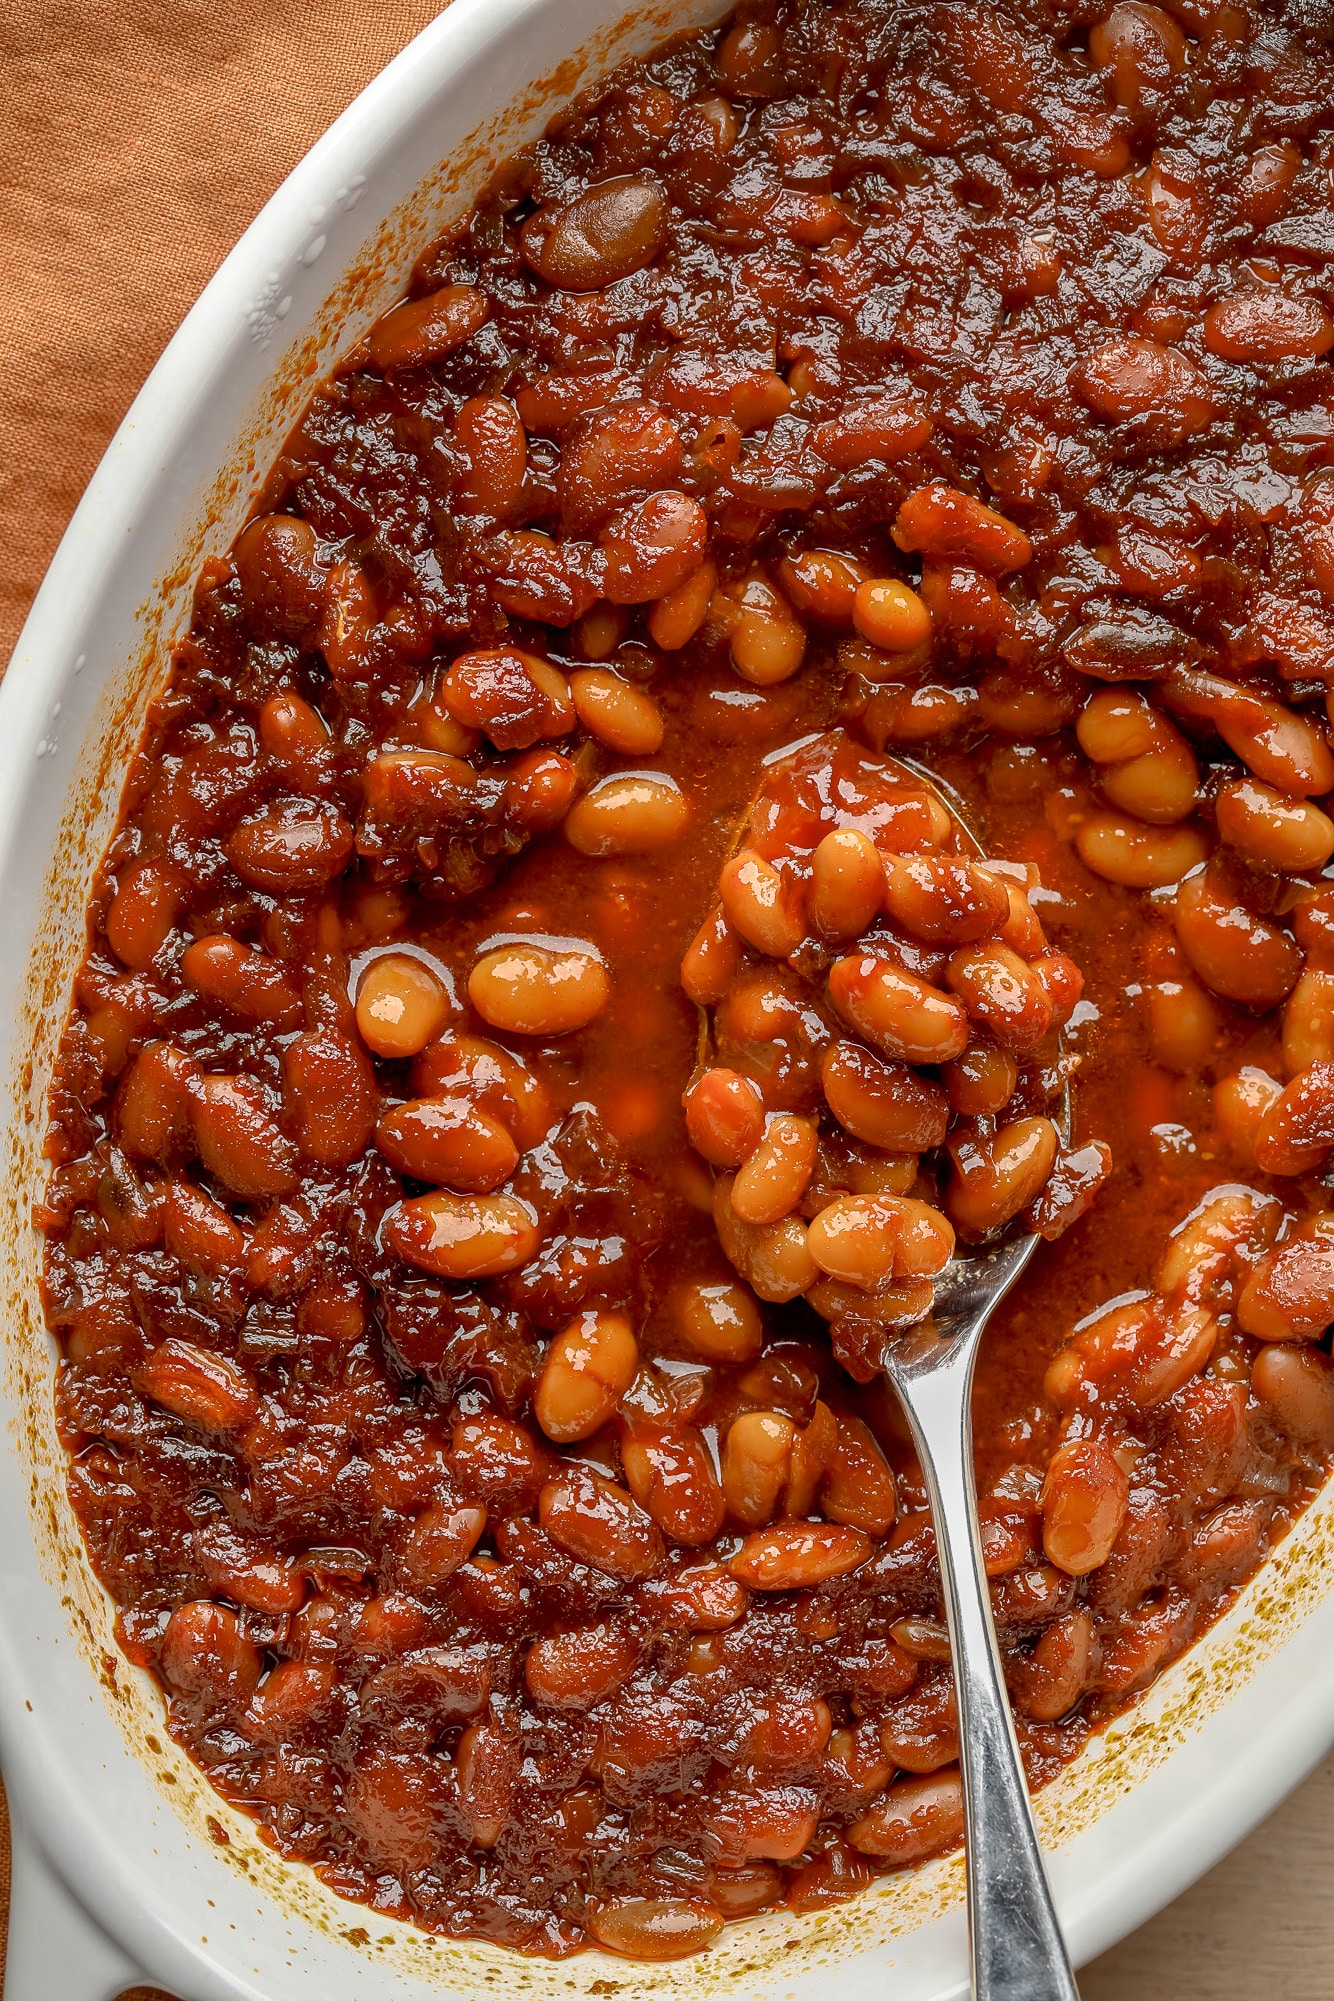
{"left": 42, "top": 0, "right": 1334, "bottom": 1962}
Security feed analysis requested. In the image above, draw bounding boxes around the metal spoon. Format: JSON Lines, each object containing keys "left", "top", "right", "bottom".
{"left": 883, "top": 758, "right": 1081, "bottom": 2001}
{"left": 713, "top": 741, "right": 1082, "bottom": 1997}
{"left": 883, "top": 1237, "right": 1080, "bottom": 2001}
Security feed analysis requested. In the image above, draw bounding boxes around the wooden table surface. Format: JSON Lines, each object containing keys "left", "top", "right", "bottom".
{"left": 4, "top": 4, "right": 1334, "bottom": 1997}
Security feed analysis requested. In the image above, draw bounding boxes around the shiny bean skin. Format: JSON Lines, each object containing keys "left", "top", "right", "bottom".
{"left": 823, "top": 1415, "right": 898, "bottom": 1535}
{"left": 806, "top": 1193, "right": 903, "bottom": 1288}
{"left": 1076, "top": 811, "right": 1209, "bottom": 889}
{"left": 1042, "top": 1438, "right": 1129, "bottom": 1575}
{"left": 601, "top": 491, "right": 709, "bottom": 605}
{"left": 808, "top": 828, "right": 886, "bottom": 939}
{"left": 382, "top": 1190, "right": 541, "bottom": 1279}
{"left": 367, "top": 283, "right": 489, "bottom": 368}
{"left": 671, "top": 1280, "right": 764, "bottom": 1362}
{"left": 947, "top": 1116, "right": 1059, "bottom": 1236}
{"left": 824, "top": 1040, "right": 948, "bottom": 1152}
{"left": 375, "top": 1096, "right": 519, "bottom": 1193}
{"left": 892, "top": 484, "right": 1032, "bottom": 576}
{"left": 181, "top": 936, "right": 303, "bottom": 1030}
{"left": 946, "top": 941, "right": 1054, "bottom": 1051}
{"left": 232, "top": 515, "right": 324, "bottom": 636}
{"left": 141, "top": 1339, "right": 259, "bottom": 1433}
{"left": 535, "top": 1311, "right": 639, "bottom": 1442}
{"left": 568, "top": 670, "right": 665, "bottom": 755}
{"left": 1254, "top": 1064, "right": 1334, "bottom": 1175}
{"left": 722, "top": 1411, "right": 796, "bottom": 1527}
{"left": 587, "top": 1900, "right": 724, "bottom": 1962}
{"left": 454, "top": 1717, "right": 520, "bottom": 1849}
{"left": 1154, "top": 1185, "right": 1279, "bottom": 1299}
{"left": 622, "top": 1422, "right": 726, "bottom": 1546}
{"left": 115, "top": 1040, "right": 197, "bottom": 1165}
{"left": 649, "top": 559, "right": 717, "bottom": 650}
{"left": 1072, "top": 337, "right": 1213, "bottom": 439}
{"left": 565, "top": 772, "right": 689, "bottom": 856}
{"left": 719, "top": 850, "right": 805, "bottom": 957}
{"left": 821, "top": 1041, "right": 950, "bottom": 1151}
{"left": 1204, "top": 289, "right": 1334, "bottom": 364}
{"left": 680, "top": 905, "right": 743, "bottom": 1006}
{"left": 453, "top": 395, "right": 526, "bottom": 520}
{"left": 728, "top": 1522, "right": 872, "bottom": 1590}
{"left": 807, "top": 1193, "right": 954, "bottom": 1287}
{"left": 1252, "top": 1344, "right": 1334, "bottom": 1450}
{"left": 1283, "top": 969, "right": 1334, "bottom": 1074}
{"left": 163, "top": 1182, "right": 244, "bottom": 1276}
{"left": 713, "top": 1177, "right": 819, "bottom": 1302}
{"left": 848, "top": 1771, "right": 964, "bottom": 1864}
{"left": 468, "top": 942, "right": 609, "bottom": 1034}
{"left": 412, "top": 1033, "right": 552, "bottom": 1149}
{"left": 539, "top": 1466, "right": 665, "bottom": 1581}
{"left": 828, "top": 953, "right": 969, "bottom": 1064}
{"left": 778, "top": 548, "right": 868, "bottom": 625}
{"left": 525, "top": 1620, "right": 640, "bottom": 1710}
{"left": 683, "top": 1066, "right": 766, "bottom": 1167}
{"left": 1174, "top": 866, "right": 1302, "bottom": 1007}
{"left": 160, "top": 1601, "right": 262, "bottom": 1713}
{"left": 852, "top": 577, "right": 933, "bottom": 652}
{"left": 1018, "top": 1609, "right": 1096, "bottom": 1722}
{"left": 356, "top": 954, "right": 454, "bottom": 1060}
{"left": 226, "top": 799, "right": 354, "bottom": 894}
{"left": 1100, "top": 734, "right": 1199, "bottom": 825}
{"left": 883, "top": 857, "right": 1009, "bottom": 945}
{"left": 1216, "top": 777, "right": 1334, "bottom": 872}
{"left": 398, "top": 1501, "right": 487, "bottom": 1590}
{"left": 730, "top": 1114, "right": 818, "bottom": 1224}
{"left": 106, "top": 859, "right": 184, "bottom": 971}
{"left": 1237, "top": 1237, "right": 1334, "bottom": 1341}
{"left": 444, "top": 648, "right": 574, "bottom": 749}
{"left": 282, "top": 1030, "right": 380, "bottom": 1168}
{"left": 1163, "top": 670, "right": 1334, "bottom": 797}
{"left": 944, "top": 1042, "right": 1019, "bottom": 1116}
{"left": 729, "top": 608, "right": 807, "bottom": 685}
{"left": 1146, "top": 969, "right": 1222, "bottom": 1075}
{"left": 192, "top": 1076, "right": 300, "bottom": 1199}
{"left": 524, "top": 176, "right": 668, "bottom": 292}
{"left": 1214, "top": 1066, "right": 1282, "bottom": 1159}
{"left": 1076, "top": 687, "right": 1156, "bottom": 764}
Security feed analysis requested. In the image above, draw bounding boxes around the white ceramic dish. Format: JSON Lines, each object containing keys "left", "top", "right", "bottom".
{"left": 5, "top": 2, "right": 1334, "bottom": 1995}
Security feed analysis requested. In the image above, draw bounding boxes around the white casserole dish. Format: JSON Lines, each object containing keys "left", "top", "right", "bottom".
{"left": 4, "top": 1, "right": 1334, "bottom": 1994}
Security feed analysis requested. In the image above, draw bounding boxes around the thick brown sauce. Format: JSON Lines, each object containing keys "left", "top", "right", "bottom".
{"left": 36, "top": 0, "right": 1334, "bottom": 1962}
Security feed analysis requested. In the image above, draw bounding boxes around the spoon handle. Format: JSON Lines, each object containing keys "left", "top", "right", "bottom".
{"left": 885, "top": 1319, "right": 1081, "bottom": 2001}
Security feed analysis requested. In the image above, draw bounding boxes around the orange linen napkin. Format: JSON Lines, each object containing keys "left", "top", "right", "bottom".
{"left": 0, "top": 0, "right": 453, "bottom": 673}
{"left": 0, "top": 5, "right": 450, "bottom": 1992}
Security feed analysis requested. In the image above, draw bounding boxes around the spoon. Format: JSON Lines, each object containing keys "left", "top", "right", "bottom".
{"left": 709, "top": 737, "right": 1082, "bottom": 1998}
{"left": 884, "top": 760, "right": 1081, "bottom": 2001}
{"left": 882, "top": 1235, "right": 1080, "bottom": 2001}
